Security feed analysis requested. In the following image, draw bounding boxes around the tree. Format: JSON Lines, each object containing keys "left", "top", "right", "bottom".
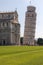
{"left": 20, "top": 37, "right": 23, "bottom": 45}
{"left": 37, "top": 38, "right": 43, "bottom": 45}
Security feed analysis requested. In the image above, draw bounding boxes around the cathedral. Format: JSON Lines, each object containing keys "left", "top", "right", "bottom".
{"left": 0, "top": 10, "right": 20, "bottom": 45}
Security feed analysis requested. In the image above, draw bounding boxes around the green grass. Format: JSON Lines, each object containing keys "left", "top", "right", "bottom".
{"left": 0, "top": 46, "right": 43, "bottom": 65}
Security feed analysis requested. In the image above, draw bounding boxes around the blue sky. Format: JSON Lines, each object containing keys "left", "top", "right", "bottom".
{"left": 0, "top": 0, "right": 43, "bottom": 38}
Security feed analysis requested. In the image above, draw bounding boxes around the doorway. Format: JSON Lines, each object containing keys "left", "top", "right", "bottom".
{"left": 3, "top": 40, "right": 6, "bottom": 45}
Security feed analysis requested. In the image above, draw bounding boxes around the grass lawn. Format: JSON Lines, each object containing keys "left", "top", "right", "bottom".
{"left": 0, "top": 46, "right": 43, "bottom": 65}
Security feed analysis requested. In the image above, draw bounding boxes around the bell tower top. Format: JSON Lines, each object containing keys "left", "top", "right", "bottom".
{"left": 27, "top": 6, "right": 36, "bottom": 12}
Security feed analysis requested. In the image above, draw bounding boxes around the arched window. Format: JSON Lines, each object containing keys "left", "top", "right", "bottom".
{"left": 1, "top": 22, "right": 8, "bottom": 27}
{"left": 6, "top": 22, "right": 8, "bottom": 26}
{"left": 3, "top": 22, "right": 4, "bottom": 26}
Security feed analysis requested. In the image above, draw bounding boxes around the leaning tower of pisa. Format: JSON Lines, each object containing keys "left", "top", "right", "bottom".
{"left": 23, "top": 6, "right": 36, "bottom": 45}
